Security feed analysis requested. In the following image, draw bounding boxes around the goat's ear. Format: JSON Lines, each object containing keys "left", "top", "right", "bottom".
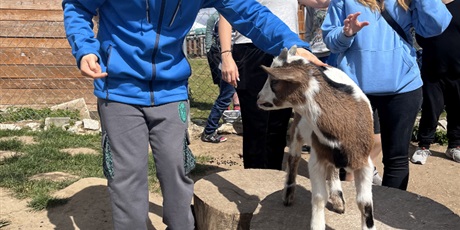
{"left": 261, "top": 65, "right": 303, "bottom": 83}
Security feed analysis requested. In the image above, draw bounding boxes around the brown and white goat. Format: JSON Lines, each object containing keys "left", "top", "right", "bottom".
{"left": 257, "top": 46, "right": 375, "bottom": 230}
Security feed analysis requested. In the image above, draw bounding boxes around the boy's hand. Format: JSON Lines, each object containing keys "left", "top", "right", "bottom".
{"left": 80, "top": 54, "right": 108, "bottom": 79}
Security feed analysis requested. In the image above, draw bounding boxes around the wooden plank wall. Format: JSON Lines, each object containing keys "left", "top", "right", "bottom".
{"left": 0, "top": 0, "right": 96, "bottom": 110}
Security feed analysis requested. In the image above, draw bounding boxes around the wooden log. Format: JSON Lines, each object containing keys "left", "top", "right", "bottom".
{"left": 1, "top": 0, "right": 62, "bottom": 10}
{"left": 0, "top": 21, "right": 66, "bottom": 38}
{"left": 0, "top": 9, "right": 63, "bottom": 21}
{"left": 0, "top": 47, "right": 76, "bottom": 65}
{"left": 193, "top": 169, "right": 460, "bottom": 230}
{"left": 0, "top": 66, "right": 82, "bottom": 79}
{"left": 0, "top": 78, "right": 93, "bottom": 89}
{"left": 0, "top": 38, "right": 70, "bottom": 49}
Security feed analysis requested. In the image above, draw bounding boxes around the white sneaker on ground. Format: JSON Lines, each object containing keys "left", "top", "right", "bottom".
{"left": 410, "top": 147, "right": 431, "bottom": 165}
{"left": 445, "top": 147, "right": 460, "bottom": 163}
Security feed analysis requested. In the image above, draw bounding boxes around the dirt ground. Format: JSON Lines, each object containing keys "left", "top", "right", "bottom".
{"left": 0, "top": 132, "right": 459, "bottom": 229}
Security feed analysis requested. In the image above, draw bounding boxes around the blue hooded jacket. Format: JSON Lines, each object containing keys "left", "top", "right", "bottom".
{"left": 63, "top": 0, "right": 311, "bottom": 106}
{"left": 322, "top": 0, "right": 451, "bottom": 95}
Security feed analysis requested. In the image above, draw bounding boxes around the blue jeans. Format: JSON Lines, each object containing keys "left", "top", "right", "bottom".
{"left": 204, "top": 79, "right": 235, "bottom": 135}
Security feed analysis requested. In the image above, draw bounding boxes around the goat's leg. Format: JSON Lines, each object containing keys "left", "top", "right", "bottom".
{"left": 283, "top": 119, "right": 303, "bottom": 206}
{"left": 327, "top": 165, "right": 345, "bottom": 214}
{"left": 309, "top": 150, "right": 328, "bottom": 230}
{"left": 353, "top": 157, "right": 375, "bottom": 230}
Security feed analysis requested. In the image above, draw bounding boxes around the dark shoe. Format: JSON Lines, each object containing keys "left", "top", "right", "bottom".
{"left": 201, "top": 132, "right": 227, "bottom": 143}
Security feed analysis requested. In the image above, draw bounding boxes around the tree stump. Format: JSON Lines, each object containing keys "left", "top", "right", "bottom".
{"left": 193, "top": 169, "right": 460, "bottom": 230}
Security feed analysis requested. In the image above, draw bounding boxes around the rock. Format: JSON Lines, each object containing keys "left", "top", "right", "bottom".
{"left": 82, "top": 119, "right": 100, "bottom": 130}
{"left": 44, "top": 117, "right": 70, "bottom": 130}
{"left": 51, "top": 98, "right": 91, "bottom": 120}
{"left": 0, "top": 151, "right": 23, "bottom": 161}
{"left": 61, "top": 148, "right": 99, "bottom": 156}
{"left": 29, "top": 172, "right": 80, "bottom": 182}
{"left": 0, "top": 124, "right": 20, "bottom": 131}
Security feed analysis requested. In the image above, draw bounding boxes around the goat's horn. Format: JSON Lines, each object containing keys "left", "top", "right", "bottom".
{"left": 279, "top": 48, "right": 289, "bottom": 63}
{"left": 288, "top": 45, "right": 297, "bottom": 56}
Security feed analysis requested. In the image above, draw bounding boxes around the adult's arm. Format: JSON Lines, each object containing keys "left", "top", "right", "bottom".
{"left": 212, "top": 0, "right": 324, "bottom": 67}
{"left": 298, "top": 0, "right": 330, "bottom": 8}
{"left": 218, "top": 16, "right": 239, "bottom": 87}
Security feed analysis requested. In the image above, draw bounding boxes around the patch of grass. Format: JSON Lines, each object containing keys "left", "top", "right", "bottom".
{"left": 0, "top": 127, "right": 103, "bottom": 210}
{"left": 29, "top": 194, "right": 70, "bottom": 210}
{"left": 188, "top": 58, "right": 218, "bottom": 120}
{"left": 0, "top": 129, "right": 30, "bottom": 138}
{"left": 0, "top": 107, "right": 80, "bottom": 123}
{"left": 0, "top": 139, "right": 24, "bottom": 151}
{"left": 0, "top": 98, "right": 217, "bottom": 211}
{"left": 0, "top": 126, "right": 216, "bottom": 211}
{"left": 412, "top": 125, "right": 448, "bottom": 146}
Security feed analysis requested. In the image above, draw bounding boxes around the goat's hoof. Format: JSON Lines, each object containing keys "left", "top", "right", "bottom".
{"left": 330, "top": 191, "right": 345, "bottom": 214}
{"left": 283, "top": 196, "right": 294, "bottom": 206}
{"left": 282, "top": 186, "right": 296, "bottom": 206}
{"left": 333, "top": 205, "right": 345, "bottom": 214}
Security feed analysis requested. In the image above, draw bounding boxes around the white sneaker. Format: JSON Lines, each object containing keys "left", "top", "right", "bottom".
{"left": 410, "top": 147, "right": 431, "bottom": 165}
{"left": 445, "top": 147, "right": 460, "bottom": 163}
{"left": 222, "top": 110, "right": 241, "bottom": 123}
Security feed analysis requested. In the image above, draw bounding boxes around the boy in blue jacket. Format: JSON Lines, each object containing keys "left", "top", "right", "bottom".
{"left": 62, "top": 0, "right": 323, "bottom": 229}
{"left": 322, "top": 0, "right": 451, "bottom": 190}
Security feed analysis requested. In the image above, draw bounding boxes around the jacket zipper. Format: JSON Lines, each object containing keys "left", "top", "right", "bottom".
{"left": 149, "top": 0, "right": 167, "bottom": 105}
{"left": 146, "top": 0, "right": 151, "bottom": 23}
{"left": 169, "top": 0, "right": 181, "bottom": 27}
{"left": 105, "top": 45, "right": 113, "bottom": 100}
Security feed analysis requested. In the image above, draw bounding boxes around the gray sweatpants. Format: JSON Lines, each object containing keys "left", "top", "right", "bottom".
{"left": 97, "top": 99, "right": 195, "bottom": 230}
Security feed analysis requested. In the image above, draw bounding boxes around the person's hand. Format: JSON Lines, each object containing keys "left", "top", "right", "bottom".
{"left": 343, "top": 12, "right": 369, "bottom": 37}
{"left": 296, "top": 48, "right": 327, "bottom": 67}
{"left": 79, "top": 54, "right": 108, "bottom": 79}
{"left": 221, "top": 52, "right": 239, "bottom": 87}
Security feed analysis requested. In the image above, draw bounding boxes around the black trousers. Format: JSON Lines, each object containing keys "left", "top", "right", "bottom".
{"left": 417, "top": 72, "right": 460, "bottom": 149}
{"left": 367, "top": 88, "right": 422, "bottom": 190}
{"left": 206, "top": 45, "right": 222, "bottom": 85}
{"left": 233, "top": 43, "right": 292, "bottom": 170}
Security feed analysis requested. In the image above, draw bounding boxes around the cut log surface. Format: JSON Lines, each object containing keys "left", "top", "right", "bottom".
{"left": 193, "top": 169, "right": 460, "bottom": 230}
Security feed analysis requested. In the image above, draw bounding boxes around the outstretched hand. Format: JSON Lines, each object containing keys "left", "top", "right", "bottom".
{"left": 343, "top": 12, "right": 369, "bottom": 37}
{"left": 80, "top": 54, "right": 108, "bottom": 79}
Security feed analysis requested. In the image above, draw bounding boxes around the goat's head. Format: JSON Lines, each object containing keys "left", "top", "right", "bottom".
{"left": 257, "top": 46, "right": 319, "bottom": 111}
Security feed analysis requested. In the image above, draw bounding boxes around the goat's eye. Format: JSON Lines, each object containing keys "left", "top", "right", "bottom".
{"left": 270, "top": 80, "right": 279, "bottom": 89}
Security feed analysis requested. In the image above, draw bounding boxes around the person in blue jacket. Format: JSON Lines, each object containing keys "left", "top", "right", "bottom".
{"left": 62, "top": 0, "right": 323, "bottom": 229}
{"left": 322, "top": 0, "right": 451, "bottom": 190}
